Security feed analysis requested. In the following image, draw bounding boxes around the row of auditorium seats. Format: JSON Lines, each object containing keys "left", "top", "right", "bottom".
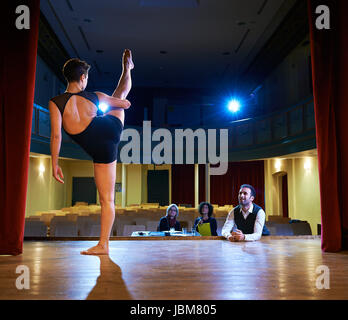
{"left": 265, "top": 221, "right": 312, "bottom": 236}
{"left": 24, "top": 214, "right": 203, "bottom": 237}
{"left": 24, "top": 216, "right": 312, "bottom": 237}
{"left": 24, "top": 204, "right": 312, "bottom": 237}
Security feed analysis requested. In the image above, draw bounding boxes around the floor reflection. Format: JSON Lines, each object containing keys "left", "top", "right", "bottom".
{"left": 86, "top": 255, "right": 133, "bottom": 300}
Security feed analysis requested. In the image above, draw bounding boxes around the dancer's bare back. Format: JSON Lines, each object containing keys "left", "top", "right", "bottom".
{"left": 61, "top": 95, "right": 100, "bottom": 135}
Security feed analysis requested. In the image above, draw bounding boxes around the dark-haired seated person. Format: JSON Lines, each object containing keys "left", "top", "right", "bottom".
{"left": 193, "top": 202, "right": 218, "bottom": 236}
{"left": 157, "top": 204, "right": 181, "bottom": 231}
{"left": 222, "top": 184, "right": 270, "bottom": 242}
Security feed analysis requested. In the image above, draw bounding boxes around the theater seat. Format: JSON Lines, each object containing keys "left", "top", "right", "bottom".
{"left": 265, "top": 222, "right": 277, "bottom": 235}
{"left": 24, "top": 220, "right": 47, "bottom": 237}
{"left": 273, "top": 223, "right": 294, "bottom": 236}
{"left": 146, "top": 220, "right": 159, "bottom": 231}
{"left": 25, "top": 216, "right": 41, "bottom": 221}
{"left": 267, "top": 215, "right": 291, "bottom": 223}
{"left": 115, "top": 216, "right": 136, "bottom": 236}
{"left": 290, "top": 221, "right": 312, "bottom": 235}
{"left": 77, "top": 216, "right": 103, "bottom": 236}
{"left": 90, "top": 224, "right": 101, "bottom": 236}
{"left": 178, "top": 220, "right": 188, "bottom": 229}
{"left": 39, "top": 213, "right": 56, "bottom": 227}
{"left": 134, "top": 218, "right": 148, "bottom": 226}
{"left": 216, "top": 217, "right": 227, "bottom": 236}
{"left": 50, "top": 220, "right": 78, "bottom": 237}
{"left": 265, "top": 221, "right": 293, "bottom": 235}
{"left": 265, "top": 221, "right": 312, "bottom": 236}
{"left": 123, "top": 225, "right": 145, "bottom": 236}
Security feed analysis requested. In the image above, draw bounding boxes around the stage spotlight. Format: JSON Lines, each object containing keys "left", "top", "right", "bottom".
{"left": 227, "top": 99, "right": 241, "bottom": 112}
{"left": 98, "top": 102, "right": 109, "bottom": 113}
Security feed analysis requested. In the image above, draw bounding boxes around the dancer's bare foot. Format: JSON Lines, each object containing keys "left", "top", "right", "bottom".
{"left": 123, "top": 49, "right": 134, "bottom": 70}
{"left": 80, "top": 243, "right": 109, "bottom": 255}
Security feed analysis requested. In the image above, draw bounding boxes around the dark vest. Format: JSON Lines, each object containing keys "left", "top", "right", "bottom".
{"left": 233, "top": 204, "right": 270, "bottom": 235}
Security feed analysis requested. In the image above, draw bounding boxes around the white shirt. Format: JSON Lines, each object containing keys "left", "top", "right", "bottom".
{"left": 221, "top": 203, "right": 266, "bottom": 241}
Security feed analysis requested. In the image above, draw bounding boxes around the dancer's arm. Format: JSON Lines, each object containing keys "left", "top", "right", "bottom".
{"left": 95, "top": 92, "right": 131, "bottom": 109}
{"left": 49, "top": 101, "right": 64, "bottom": 184}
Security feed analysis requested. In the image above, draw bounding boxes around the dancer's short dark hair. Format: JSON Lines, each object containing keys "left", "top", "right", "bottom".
{"left": 198, "top": 202, "right": 213, "bottom": 217}
{"left": 240, "top": 184, "right": 256, "bottom": 198}
{"left": 62, "top": 58, "right": 90, "bottom": 82}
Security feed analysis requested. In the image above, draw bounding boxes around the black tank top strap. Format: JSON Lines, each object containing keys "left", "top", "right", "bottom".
{"left": 50, "top": 93, "right": 74, "bottom": 116}
{"left": 50, "top": 91, "right": 100, "bottom": 116}
{"left": 75, "top": 91, "right": 99, "bottom": 107}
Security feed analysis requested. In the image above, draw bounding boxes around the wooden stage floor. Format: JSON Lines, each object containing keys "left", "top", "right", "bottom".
{"left": 1, "top": 237, "right": 348, "bottom": 300}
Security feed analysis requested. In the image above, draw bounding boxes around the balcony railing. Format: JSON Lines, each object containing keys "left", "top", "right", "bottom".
{"left": 30, "top": 97, "right": 316, "bottom": 162}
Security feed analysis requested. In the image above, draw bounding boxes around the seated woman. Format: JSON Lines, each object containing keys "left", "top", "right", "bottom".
{"left": 193, "top": 202, "right": 218, "bottom": 236}
{"left": 157, "top": 204, "right": 181, "bottom": 231}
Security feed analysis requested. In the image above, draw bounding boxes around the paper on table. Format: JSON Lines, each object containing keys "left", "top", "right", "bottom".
{"left": 197, "top": 222, "right": 212, "bottom": 236}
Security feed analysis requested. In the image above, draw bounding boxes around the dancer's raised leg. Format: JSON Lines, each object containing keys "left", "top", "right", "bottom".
{"left": 80, "top": 161, "right": 116, "bottom": 255}
{"left": 112, "top": 49, "right": 134, "bottom": 100}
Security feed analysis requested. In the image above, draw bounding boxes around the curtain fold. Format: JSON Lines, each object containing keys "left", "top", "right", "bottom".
{"left": 171, "top": 164, "right": 195, "bottom": 207}
{"left": 210, "top": 161, "right": 265, "bottom": 209}
{"left": 0, "top": 0, "right": 40, "bottom": 255}
{"left": 199, "top": 164, "right": 206, "bottom": 203}
{"left": 308, "top": 0, "right": 348, "bottom": 251}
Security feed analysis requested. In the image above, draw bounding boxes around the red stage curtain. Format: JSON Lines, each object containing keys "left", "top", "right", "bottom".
{"left": 210, "top": 161, "right": 265, "bottom": 209}
{"left": 308, "top": 0, "right": 348, "bottom": 251}
{"left": 0, "top": 1, "right": 40, "bottom": 255}
{"left": 171, "top": 165, "right": 194, "bottom": 207}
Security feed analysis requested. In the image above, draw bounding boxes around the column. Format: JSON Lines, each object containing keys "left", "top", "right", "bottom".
{"left": 121, "top": 163, "right": 127, "bottom": 208}
{"left": 205, "top": 163, "right": 210, "bottom": 203}
{"left": 194, "top": 164, "right": 199, "bottom": 208}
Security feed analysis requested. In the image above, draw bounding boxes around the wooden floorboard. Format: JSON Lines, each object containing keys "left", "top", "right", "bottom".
{"left": 0, "top": 238, "right": 347, "bottom": 300}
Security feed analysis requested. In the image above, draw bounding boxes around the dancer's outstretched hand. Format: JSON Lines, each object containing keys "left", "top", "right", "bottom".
{"left": 53, "top": 165, "right": 64, "bottom": 184}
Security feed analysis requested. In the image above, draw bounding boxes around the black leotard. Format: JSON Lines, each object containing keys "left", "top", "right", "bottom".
{"left": 50, "top": 91, "right": 103, "bottom": 117}
{"left": 50, "top": 91, "right": 123, "bottom": 164}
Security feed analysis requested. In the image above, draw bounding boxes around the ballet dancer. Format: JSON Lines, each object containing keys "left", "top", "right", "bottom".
{"left": 49, "top": 49, "right": 134, "bottom": 255}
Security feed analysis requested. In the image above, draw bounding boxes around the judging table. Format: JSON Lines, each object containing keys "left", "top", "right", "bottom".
{"left": 131, "top": 230, "right": 201, "bottom": 237}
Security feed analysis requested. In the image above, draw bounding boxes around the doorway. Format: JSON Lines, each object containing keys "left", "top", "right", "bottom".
{"left": 72, "top": 177, "right": 97, "bottom": 205}
{"left": 272, "top": 171, "right": 289, "bottom": 217}
{"left": 147, "top": 170, "right": 169, "bottom": 206}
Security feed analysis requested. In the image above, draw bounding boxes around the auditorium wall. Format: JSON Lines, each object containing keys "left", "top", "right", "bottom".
{"left": 255, "top": 36, "right": 312, "bottom": 115}
{"left": 264, "top": 153, "right": 321, "bottom": 235}
{"left": 26, "top": 155, "right": 68, "bottom": 216}
{"left": 34, "top": 55, "right": 65, "bottom": 109}
{"left": 25, "top": 159, "right": 172, "bottom": 215}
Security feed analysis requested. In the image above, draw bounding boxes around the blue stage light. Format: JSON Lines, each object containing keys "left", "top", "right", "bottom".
{"left": 99, "top": 102, "right": 109, "bottom": 113}
{"left": 227, "top": 99, "right": 241, "bottom": 112}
